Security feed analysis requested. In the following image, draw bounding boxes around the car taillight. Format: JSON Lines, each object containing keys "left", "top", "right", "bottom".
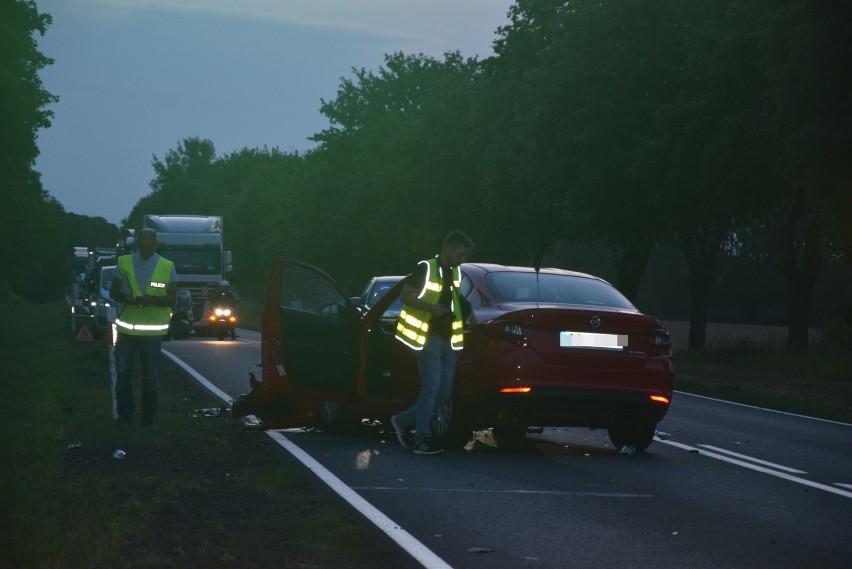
{"left": 487, "top": 321, "right": 529, "bottom": 348}
{"left": 651, "top": 330, "right": 671, "bottom": 356}
{"left": 650, "top": 394, "right": 670, "bottom": 405}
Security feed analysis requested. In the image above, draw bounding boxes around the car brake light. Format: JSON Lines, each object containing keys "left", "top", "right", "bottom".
{"left": 500, "top": 387, "right": 532, "bottom": 393}
{"left": 650, "top": 394, "right": 670, "bottom": 405}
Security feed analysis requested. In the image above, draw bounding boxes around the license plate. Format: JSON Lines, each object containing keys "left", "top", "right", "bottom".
{"left": 560, "top": 331, "right": 627, "bottom": 350}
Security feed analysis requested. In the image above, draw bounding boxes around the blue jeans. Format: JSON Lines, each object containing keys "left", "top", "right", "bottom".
{"left": 115, "top": 332, "right": 163, "bottom": 423}
{"left": 395, "top": 335, "right": 457, "bottom": 444}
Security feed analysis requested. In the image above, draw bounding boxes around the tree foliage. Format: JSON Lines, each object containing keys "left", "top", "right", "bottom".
{"left": 35, "top": 0, "right": 850, "bottom": 351}
{"left": 0, "top": 0, "right": 118, "bottom": 302}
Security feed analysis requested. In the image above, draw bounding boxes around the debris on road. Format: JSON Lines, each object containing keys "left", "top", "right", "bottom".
{"left": 192, "top": 406, "right": 231, "bottom": 418}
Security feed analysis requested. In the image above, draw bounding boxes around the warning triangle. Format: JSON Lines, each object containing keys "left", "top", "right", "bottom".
{"left": 75, "top": 325, "right": 94, "bottom": 342}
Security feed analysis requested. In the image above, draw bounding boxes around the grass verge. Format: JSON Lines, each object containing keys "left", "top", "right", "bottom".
{"left": 0, "top": 302, "right": 407, "bottom": 569}
{"left": 672, "top": 330, "right": 852, "bottom": 424}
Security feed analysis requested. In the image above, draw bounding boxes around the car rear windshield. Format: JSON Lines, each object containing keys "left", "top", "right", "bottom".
{"left": 486, "top": 272, "right": 635, "bottom": 309}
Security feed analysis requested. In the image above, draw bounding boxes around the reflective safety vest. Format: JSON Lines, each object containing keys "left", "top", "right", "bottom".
{"left": 114, "top": 254, "right": 173, "bottom": 336}
{"left": 395, "top": 257, "right": 465, "bottom": 351}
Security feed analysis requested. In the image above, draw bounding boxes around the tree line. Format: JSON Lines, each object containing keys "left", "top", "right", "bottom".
{"left": 5, "top": 1, "right": 850, "bottom": 352}
{"left": 0, "top": 0, "right": 120, "bottom": 303}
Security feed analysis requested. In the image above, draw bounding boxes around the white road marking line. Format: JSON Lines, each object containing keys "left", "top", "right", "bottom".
{"left": 697, "top": 444, "right": 807, "bottom": 474}
{"left": 835, "top": 483, "right": 852, "bottom": 491}
{"left": 165, "top": 350, "right": 453, "bottom": 569}
{"left": 656, "top": 437, "right": 852, "bottom": 500}
{"left": 353, "top": 487, "right": 652, "bottom": 498}
{"left": 267, "top": 432, "right": 454, "bottom": 569}
{"left": 163, "top": 350, "right": 233, "bottom": 403}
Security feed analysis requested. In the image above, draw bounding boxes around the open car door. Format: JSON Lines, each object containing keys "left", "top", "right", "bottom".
{"left": 276, "top": 260, "right": 359, "bottom": 392}
{"left": 357, "top": 277, "right": 418, "bottom": 402}
{"left": 241, "top": 259, "right": 361, "bottom": 427}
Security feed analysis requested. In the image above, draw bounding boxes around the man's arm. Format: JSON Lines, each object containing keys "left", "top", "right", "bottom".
{"left": 139, "top": 281, "right": 176, "bottom": 308}
{"left": 401, "top": 284, "right": 449, "bottom": 317}
{"left": 110, "top": 275, "right": 134, "bottom": 305}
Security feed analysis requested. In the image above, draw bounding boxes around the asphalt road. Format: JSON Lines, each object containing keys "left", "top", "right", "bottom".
{"left": 163, "top": 331, "right": 852, "bottom": 569}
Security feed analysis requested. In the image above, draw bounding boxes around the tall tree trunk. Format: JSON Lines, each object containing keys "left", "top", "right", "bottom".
{"left": 614, "top": 238, "right": 653, "bottom": 304}
{"left": 780, "top": 197, "right": 823, "bottom": 353}
{"left": 680, "top": 222, "right": 730, "bottom": 351}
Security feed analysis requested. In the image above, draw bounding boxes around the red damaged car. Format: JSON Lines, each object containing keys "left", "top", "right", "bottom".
{"left": 234, "top": 259, "right": 674, "bottom": 451}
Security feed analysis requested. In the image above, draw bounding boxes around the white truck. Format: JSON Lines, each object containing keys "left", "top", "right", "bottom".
{"left": 138, "top": 214, "right": 233, "bottom": 334}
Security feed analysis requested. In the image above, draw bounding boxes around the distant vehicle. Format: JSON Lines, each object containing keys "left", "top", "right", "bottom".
{"left": 131, "top": 215, "right": 233, "bottom": 335}
{"left": 70, "top": 246, "right": 92, "bottom": 287}
{"left": 67, "top": 247, "right": 93, "bottom": 331}
{"left": 351, "top": 275, "right": 404, "bottom": 323}
{"left": 92, "top": 265, "right": 117, "bottom": 335}
{"left": 92, "top": 247, "right": 117, "bottom": 266}
{"left": 71, "top": 246, "right": 90, "bottom": 269}
{"left": 234, "top": 260, "right": 674, "bottom": 452}
{"left": 354, "top": 275, "right": 405, "bottom": 308}
{"left": 166, "top": 288, "right": 194, "bottom": 340}
{"left": 208, "top": 290, "right": 237, "bottom": 340}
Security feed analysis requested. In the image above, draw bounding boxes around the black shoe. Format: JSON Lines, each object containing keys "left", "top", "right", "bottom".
{"left": 413, "top": 439, "right": 443, "bottom": 455}
{"left": 390, "top": 415, "right": 412, "bottom": 449}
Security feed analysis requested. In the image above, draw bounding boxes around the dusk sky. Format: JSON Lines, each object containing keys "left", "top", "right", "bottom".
{"left": 34, "top": 0, "right": 514, "bottom": 225}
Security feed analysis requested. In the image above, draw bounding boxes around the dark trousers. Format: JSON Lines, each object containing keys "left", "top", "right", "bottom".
{"left": 114, "top": 332, "right": 162, "bottom": 423}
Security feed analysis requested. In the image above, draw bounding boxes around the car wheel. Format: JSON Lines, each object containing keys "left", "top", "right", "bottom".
{"left": 431, "top": 398, "right": 453, "bottom": 438}
{"left": 435, "top": 398, "right": 475, "bottom": 449}
{"left": 607, "top": 419, "right": 657, "bottom": 452}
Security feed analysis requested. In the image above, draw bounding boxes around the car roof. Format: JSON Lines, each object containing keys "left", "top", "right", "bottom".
{"left": 368, "top": 264, "right": 608, "bottom": 285}
{"left": 461, "top": 262, "right": 605, "bottom": 282}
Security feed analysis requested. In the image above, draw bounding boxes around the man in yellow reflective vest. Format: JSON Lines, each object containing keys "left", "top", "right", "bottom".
{"left": 391, "top": 230, "right": 474, "bottom": 455}
{"left": 110, "top": 228, "right": 177, "bottom": 426}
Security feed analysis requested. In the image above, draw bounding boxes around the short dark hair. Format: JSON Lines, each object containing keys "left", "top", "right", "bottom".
{"left": 137, "top": 227, "right": 157, "bottom": 240}
{"left": 443, "top": 230, "right": 475, "bottom": 250}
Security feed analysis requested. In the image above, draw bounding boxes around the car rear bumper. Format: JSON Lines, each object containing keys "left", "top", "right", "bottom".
{"left": 465, "top": 386, "right": 672, "bottom": 429}
{"left": 457, "top": 346, "right": 673, "bottom": 429}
